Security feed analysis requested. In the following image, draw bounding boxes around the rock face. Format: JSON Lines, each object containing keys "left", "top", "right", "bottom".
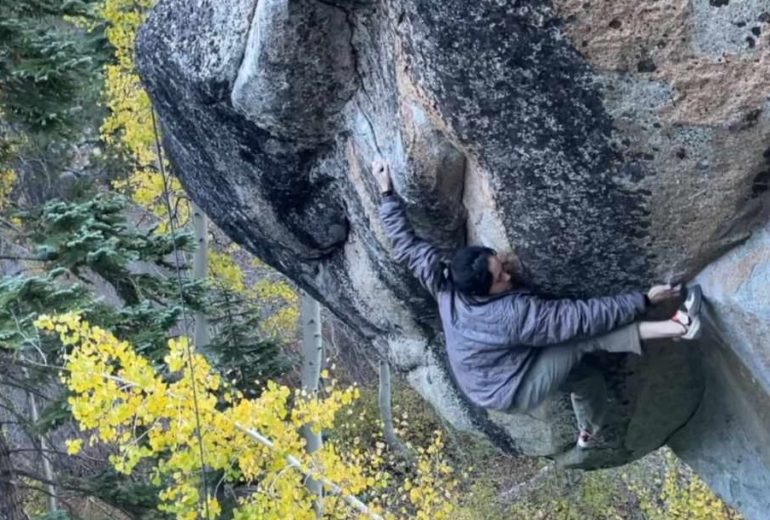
{"left": 668, "top": 221, "right": 770, "bottom": 519}
{"left": 136, "top": 0, "right": 770, "bottom": 516}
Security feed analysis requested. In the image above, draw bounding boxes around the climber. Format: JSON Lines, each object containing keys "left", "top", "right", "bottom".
{"left": 372, "top": 159, "right": 703, "bottom": 449}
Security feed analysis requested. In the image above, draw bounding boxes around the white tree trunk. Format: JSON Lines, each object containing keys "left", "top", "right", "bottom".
{"left": 27, "top": 393, "right": 56, "bottom": 513}
{"left": 378, "top": 359, "right": 413, "bottom": 461}
{"left": 300, "top": 291, "right": 323, "bottom": 516}
{"left": 192, "top": 202, "right": 210, "bottom": 350}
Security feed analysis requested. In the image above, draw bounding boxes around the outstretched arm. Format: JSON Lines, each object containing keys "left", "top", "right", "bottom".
{"left": 508, "top": 292, "right": 646, "bottom": 346}
{"left": 374, "top": 160, "right": 444, "bottom": 298}
{"left": 507, "top": 284, "right": 680, "bottom": 347}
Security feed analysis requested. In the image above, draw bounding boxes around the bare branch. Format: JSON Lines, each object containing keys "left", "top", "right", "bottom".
{"left": 236, "top": 423, "right": 384, "bottom": 520}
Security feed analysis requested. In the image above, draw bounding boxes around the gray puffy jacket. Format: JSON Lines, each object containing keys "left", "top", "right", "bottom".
{"left": 379, "top": 194, "right": 646, "bottom": 410}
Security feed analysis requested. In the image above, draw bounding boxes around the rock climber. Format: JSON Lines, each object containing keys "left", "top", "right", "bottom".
{"left": 372, "top": 159, "right": 702, "bottom": 449}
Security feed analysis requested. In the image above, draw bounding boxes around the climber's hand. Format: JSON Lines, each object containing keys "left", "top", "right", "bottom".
{"left": 646, "top": 283, "right": 682, "bottom": 305}
{"left": 372, "top": 158, "right": 392, "bottom": 194}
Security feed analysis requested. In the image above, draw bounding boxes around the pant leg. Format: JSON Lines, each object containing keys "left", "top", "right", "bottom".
{"left": 510, "top": 323, "right": 641, "bottom": 412}
{"left": 569, "top": 323, "right": 642, "bottom": 433}
{"left": 567, "top": 364, "right": 607, "bottom": 433}
{"left": 591, "top": 322, "right": 642, "bottom": 355}
{"left": 511, "top": 341, "right": 584, "bottom": 411}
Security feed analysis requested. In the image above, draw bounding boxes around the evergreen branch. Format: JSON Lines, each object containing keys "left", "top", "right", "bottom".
{"left": 0, "top": 254, "right": 48, "bottom": 262}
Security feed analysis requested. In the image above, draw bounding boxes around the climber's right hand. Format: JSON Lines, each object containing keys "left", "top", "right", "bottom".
{"left": 372, "top": 158, "right": 392, "bottom": 194}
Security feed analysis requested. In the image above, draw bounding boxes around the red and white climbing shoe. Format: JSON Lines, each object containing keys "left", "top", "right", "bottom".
{"left": 577, "top": 429, "right": 608, "bottom": 449}
{"left": 672, "top": 310, "right": 701, "bottom": 340}
{"left": 577, "top": 430, "right": 593, "bottom": 449}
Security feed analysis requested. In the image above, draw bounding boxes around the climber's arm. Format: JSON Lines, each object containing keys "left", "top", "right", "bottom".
{"left": 507, "top": 292, "right": 647, "bottom": 347}
{"left": 374, "top": 160, "right": 443, "bottom": 297}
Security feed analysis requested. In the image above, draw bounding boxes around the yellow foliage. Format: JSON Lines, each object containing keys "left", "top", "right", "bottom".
{"left": 101, "top": 64, "right": 154, "bottom": 165}
{"left": 99, "top": 0, "right": 155, "bottom": 166}
{"left": 209, "top": 249, "right": 246, "bottom": 293}
{"left": 112, "top": 167, "right": 189, "bottom": 230}
{"left": 98, "top": 0, "right": 296, "bottom": 341}
{"left": 0, "top": 169, "right": 17, "bottom": 210}
{"left": 209, "top": 245, "right": 300, "bottom": 338}
{"left": 250, "top": 278, "right": 299, "bottom": 304}
{"left": 36, "top": 313, "right": 460, "bottom": 519}
{"left": 261, "top": 305, "right": 300, "bottom": 338}
{"left": 99, "top": 0, "right": 188, "bottom": 227}
{"left": 65, "top": 438, "right": 84, "bottom": 455}
{"left": 637, "top": 451, "right": 742, "bottom": 520}
{"left": 249, "top": 277, "right": 300, "bottom": 338}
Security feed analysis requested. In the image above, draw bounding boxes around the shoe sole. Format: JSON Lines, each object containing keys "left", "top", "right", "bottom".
{"left": 682, "top": 315, "right": 702, "bottom": 340}
{"left": 577, "top": 436, "right": 608, "bottom": 449}
{"left": 684, "top": 285, "right": 703, "bottom": 316}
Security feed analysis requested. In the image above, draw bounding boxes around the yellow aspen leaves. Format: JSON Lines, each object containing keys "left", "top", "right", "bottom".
{"left": 249, "top": 277, "right": 300, "bottom": 338}
{"left": 99, "top": 0, "right": 188, "bottom": 227}
{"left": 65, "top": 438, "right": 83, "bottom": 455}
{"left": 0, "top": 169, "right": 16, "bottom": 210}
{"left": 209, "top": 249, "right": 246, "bottom": 293}
{"left": 641, "top": 452, "right": 742, "bottom": 520}
{"left": 99, "top": 0, "right": 155, "bottom": 165}
{"left": 36, "top": 312, "right": 460, "bottom": 519}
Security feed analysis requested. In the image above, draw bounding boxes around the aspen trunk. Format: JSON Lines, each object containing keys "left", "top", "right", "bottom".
{"left": 192, "top": 202, "right": 210, "bottom": 351}
{"left": 300, "top": 291, "right": 323, "bottom": 516}
{"left": 27, "top": 392, "right": 57, "bottom": 513}
{"left": 378, "top": 359, "right": 413, "bottom": 462}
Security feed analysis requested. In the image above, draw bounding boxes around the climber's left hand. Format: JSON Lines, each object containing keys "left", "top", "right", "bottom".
{"left": 646, "top": 283, "right": 682, "bottom": 305}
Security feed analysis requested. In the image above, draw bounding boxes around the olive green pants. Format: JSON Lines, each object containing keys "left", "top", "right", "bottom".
{"left": 510, "top": 324, "right": 642, "bottom": 433}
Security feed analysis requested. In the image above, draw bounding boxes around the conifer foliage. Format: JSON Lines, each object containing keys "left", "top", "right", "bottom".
{"left": 0, "top": 0, "right": 104, "bottom": 134}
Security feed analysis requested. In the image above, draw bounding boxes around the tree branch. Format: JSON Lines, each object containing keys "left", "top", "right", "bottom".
{"left": 236, "top": 423, "right": 384, "bottom": 520}
{"left": 0, "top": 254, "right": 47, "bottom": 262}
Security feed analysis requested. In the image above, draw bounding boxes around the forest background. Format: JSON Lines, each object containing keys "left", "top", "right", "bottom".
{"left": 0, "top": 1, "right": 744, "bottom": 519}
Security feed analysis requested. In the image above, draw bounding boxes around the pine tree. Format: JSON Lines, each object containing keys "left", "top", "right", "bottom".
{"left": 0, "top": 0, "right": 105, "bottom": 135}
{"left": 0, "top": 0, "right": 111, "bottom": 211}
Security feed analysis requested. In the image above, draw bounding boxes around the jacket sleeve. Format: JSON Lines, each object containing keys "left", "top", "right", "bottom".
{"left": 379, "top": 194, "right": 443, "bottom": 298}
{"left": 508, "top": 292, "right": 647, "bottom": 347}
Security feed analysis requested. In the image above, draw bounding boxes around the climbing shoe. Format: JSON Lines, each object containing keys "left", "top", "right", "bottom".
{"left": 672, "top": 310, "right": 701, "bottom": 340}
{"left": 577, "top": 429, "right": 610, "bottom": 450}
{"left": 682, "top": 284, "right": 703, "bottom": 317}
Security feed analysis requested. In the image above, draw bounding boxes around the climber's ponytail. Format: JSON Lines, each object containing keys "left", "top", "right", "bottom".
{"left": 439, "top": 247, "right": 496, "bottom": 324}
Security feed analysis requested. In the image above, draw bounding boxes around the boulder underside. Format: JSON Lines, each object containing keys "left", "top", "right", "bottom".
{"left": 136, "top": 0, "right": 770, "bottom": 517}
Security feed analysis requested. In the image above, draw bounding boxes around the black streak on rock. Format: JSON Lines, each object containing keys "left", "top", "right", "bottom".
{"left": 399, "top": 0, "right": 652, "bottom": 296}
